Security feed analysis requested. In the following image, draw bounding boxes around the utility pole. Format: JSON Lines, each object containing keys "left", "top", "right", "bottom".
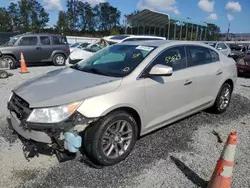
{"left": 226, "top": 22, "right": 230, "bottom": 41}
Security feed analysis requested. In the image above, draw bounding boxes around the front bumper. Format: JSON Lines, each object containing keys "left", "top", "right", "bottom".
{"left": 66, "top": 57, "right": 82, "bottom": 65}
{"left": 8, "top": 111, "right": 52, "bottom": 143}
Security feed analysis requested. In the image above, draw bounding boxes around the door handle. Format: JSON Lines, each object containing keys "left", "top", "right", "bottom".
{"left": 216, "top": 71, "right": 223, "bottom": 75}
{"left": 36, "top": 47, "right": 42, "bottom": 50}
{"left": 184, "top": 80, "right": 192, "bottom": 86}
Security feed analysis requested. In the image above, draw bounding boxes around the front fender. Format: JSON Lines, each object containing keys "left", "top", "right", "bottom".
{"left": 76, "top": 85, "right": 145, "bottom": 119}
{"left": 1, "top": 50, "right": 17, "bottom": 59}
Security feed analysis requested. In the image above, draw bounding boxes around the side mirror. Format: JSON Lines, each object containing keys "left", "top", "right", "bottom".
{"left": 217, "top": 47, "right": 222, "bottom": 50}
{"left": 146, "top": 64, "right": 173, "bottom": 77}
{"left": 0, "top": 51, "right": 2, "bottom": 57}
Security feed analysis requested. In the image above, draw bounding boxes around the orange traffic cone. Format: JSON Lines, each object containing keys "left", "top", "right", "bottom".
{"left": 19, "top": 52, "right": 29, "bottom": 73}
{"left": 207, "top": 131, "right": 237, "bottom": 188}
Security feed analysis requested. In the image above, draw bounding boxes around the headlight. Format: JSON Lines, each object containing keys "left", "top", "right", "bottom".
{"left": 8, "top": 92, "right": 13, "bottom": 102}
{"left": 27, "top": 101, "right": 82, "bottom": 123}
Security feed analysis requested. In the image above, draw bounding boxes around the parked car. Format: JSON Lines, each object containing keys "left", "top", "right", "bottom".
{"left": 69, "top": 42, "right": 92, "bottom": 52}
{"left": 66, "top": 35, "right": 166, "bottom": 66}
{"left": 7, "top": 40, "right": 237, "bottom": 166}
{"left": 66, "top": 38, "right": 109, "bottom": 66}
{"left": 0, "top": 33, "right": 70, "bottom": 69}
{"left": 228, "top": 44, "right": 248, "bottom": 62}
{"left": 204, "top": 42, "right": 231, "bottom": 57}
{"left": 236, "top": 51, "right": 250, "bottom": 76}
{"left": 104, "top": 34, "right": 166, "bottom": 45}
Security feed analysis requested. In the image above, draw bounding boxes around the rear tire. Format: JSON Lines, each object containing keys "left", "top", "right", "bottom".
{"left": 83, "top": 111, "right": 138, "bottom": 166}
{"left": 2, "top": 55, "right": 16, "bottom": 69}
{"left": 209, "top": 83, "right": 232, "bottom": 114}
{"left": 53, "top": 54, "right": 66, "bottom": 66}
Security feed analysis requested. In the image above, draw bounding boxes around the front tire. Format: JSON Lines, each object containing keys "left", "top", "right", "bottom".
{"left": 2, "top": 55, "right": 16, "bottom": 69}
{"left": 210, "top": 83, "right": 232, "bottom": 114}
{"left": 53, "top": 54, "right": 66, "bottom": 66}
{"left": 83, "top": 111, "right": 138, "bottom": 166}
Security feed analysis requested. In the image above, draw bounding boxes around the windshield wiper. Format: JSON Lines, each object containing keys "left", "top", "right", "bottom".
{"left": 82, "top": 67, "right": 109, "bottom": 76}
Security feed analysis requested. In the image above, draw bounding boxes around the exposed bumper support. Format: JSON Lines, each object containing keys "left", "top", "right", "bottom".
{"left": 8, "top": 111, "right": 52, "bottom": 143}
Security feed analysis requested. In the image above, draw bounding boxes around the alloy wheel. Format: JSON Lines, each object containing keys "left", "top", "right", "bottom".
{"left": 218, "top": 86, "right": 231, "bottom": 110}
{"left": 101, "top": 120, "right": 133, "bottom": 159}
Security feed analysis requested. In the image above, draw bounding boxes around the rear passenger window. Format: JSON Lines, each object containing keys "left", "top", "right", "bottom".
{"left": 40, "top": 36, "right": 50, "bottom": 45}
{"left": 187, "top": 46, "right": 212, "bottom": 67}
{"left": 52, "top": 36, "right": 67, "bottom": 45}
{"left": 217, "top": 43, "right": 227, "bottom": 50}
{"left": 19, "top": 37, "right": 38, "bottom": 46}
{"left": 152, "top": 46, "right": 187, "bottom": 71}
{"left": 210, "top": 49, "right": 219, "bottom": 62}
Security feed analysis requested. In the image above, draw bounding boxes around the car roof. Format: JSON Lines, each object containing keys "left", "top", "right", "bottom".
{"left": 105, "top": 35, "right": 166, "bottom": 43}
{"left": 118, "top": 40, "right": 218, "bottom": 48}
{"left": 14, "top": 33, "right": 64, "bottom": 37}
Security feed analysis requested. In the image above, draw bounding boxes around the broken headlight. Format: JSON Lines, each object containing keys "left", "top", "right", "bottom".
{"left": 27, "top": 101, "right": 82, "bottom": 123}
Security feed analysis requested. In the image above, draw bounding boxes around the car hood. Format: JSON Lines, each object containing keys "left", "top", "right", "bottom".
{"left": 69, "top": 48, "right": 93, "bottom": 60}
{"left": 13, "top": 68, "right": 122, "bottom": 108}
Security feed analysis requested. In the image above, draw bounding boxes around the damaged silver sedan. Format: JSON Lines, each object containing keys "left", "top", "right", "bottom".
{"left": 7, "top": 40, "right": 237, "bottom": 166}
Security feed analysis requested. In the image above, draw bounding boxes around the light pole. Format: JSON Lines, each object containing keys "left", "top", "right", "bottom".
{"left": 203, "top": 21, "right": 208, "bottom": 41}
{"left": 186, "top": 17, "right": 191, "bottom": 40}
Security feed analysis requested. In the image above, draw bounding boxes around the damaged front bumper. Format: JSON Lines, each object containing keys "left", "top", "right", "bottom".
{"left": 8, "top": 111, "right": 52, "bottom": 143}
{"left": 7, "top": 103, "right": 96, "bottom": 161}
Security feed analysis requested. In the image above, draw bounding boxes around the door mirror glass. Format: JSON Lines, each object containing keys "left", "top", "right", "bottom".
{"left": 217, "top": 47, "right": 222, "bottom": 50}
{"left": 148, "top": 64, "right": 173, "bottom": 77}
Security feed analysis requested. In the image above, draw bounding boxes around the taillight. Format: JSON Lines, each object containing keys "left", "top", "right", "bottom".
{"left": 66, "top": 48, "right": 70, "bottom": 52}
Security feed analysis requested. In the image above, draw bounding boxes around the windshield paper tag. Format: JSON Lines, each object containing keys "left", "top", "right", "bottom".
{"left": 136, "top": 46, "right": 154, "bottom": 51}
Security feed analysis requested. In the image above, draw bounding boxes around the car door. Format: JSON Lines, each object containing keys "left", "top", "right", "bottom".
{"left": 185, "top": 45, "right": 223, "bottom": 107}
{"left": 17, "top": 36, "right": 40, "bottom": 63}
{"left": 37, "top": 36, "right": 53, "bottom": 61}
{"left": 143, "top": 46, "right": 197, "bottom": 131}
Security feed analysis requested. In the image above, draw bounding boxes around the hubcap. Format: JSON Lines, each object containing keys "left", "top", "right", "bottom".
{"left": 102, "top": 120, "right": 133, "bottom": 159}
{"left": 219, "top": 87, "right": 230, "bottom": 110}
{"left": 56, "top": 56, "right": 65, "bottom": 64}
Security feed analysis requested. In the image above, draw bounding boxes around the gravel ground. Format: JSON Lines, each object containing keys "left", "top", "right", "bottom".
{"left": 0, "top": 66, "right": 250, "bottom": 188}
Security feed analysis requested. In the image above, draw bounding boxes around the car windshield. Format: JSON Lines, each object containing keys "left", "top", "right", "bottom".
{"left": 71, "top": 44, "right": 155, "bottom": 77}
{"left": 6, "top": 36, "right": 19, "bottom": 46}
{"left": 84, "top": 39, "right": 109, "bottom": 53}
{"left": 70, "top": 43, "right": 80, "bottom": 47}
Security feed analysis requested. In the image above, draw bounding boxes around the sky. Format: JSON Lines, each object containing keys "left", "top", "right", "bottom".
{"left": 1, "top": 0, "right": 250, "bottom": 33}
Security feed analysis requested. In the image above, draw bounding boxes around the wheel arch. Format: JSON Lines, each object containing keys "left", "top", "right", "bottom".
{"left": 2, "top": 54, "right": 17, "bottom": 60}
{"left": 51, "top": 51, "right": 67, "bottom": 59}
{"left": 102, "top": 106, "right": 142, "bottom": 138}
{"left": 223, "top": 79, "right": 234, "bottom": 91}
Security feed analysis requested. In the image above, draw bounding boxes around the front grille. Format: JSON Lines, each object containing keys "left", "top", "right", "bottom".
{"left": 9, "top": 93, "right": 32, "bottom": 120}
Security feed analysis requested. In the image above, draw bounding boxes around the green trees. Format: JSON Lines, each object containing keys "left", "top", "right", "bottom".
{"left": 0, "top": 8, "right": 11, "bottom": 31}
{"left": 1, "top": 0, "right": 49, "bottom": 32}
{"left": 0, "top": 0, "right": 222, "bottom": 40}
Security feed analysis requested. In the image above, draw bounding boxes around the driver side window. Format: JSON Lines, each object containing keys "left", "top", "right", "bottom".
{"left": 152, "top": 46, "right": 187, "bottom": 71}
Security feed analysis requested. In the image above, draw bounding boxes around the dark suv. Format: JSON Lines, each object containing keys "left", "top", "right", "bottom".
{"left": 0, "top": 33, "right": 70, "bottom": 69}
